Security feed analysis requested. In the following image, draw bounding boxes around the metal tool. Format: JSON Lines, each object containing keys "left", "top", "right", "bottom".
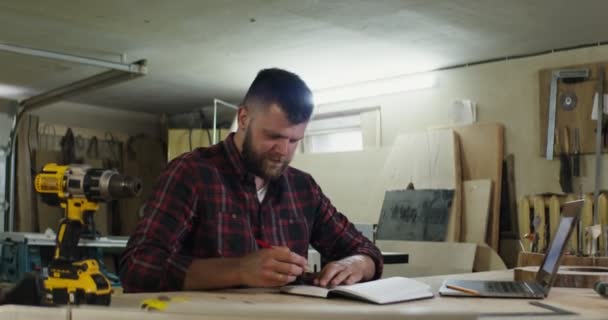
{"left": 586, "top": 225, "right": 602, "bottom": 256}
{"left": 594, "top": 68, "right": 604, "bottom": 228}
{"left": 560, "top": 92, "right": 578, "bottom": 111}
{"left": 604, "top": 225, "right": 608, "bottom": 257}
{"left": 546, "top": 69, "right": 589, "bottom": 160}
{"left": 573, "top": 128, "right": 581, "bottom": 177}
{"left": 559, "top": 127, "right": 573, "bottom": 193}
{"left": 532, "top": 215, "right": 541, "bottom": 252}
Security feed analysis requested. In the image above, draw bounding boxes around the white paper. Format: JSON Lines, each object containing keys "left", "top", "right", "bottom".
{"left": 449, "top": 100, "right": 477, "bottom": 125}
{"left": 281, "top": 276, "right": 433, "bottom": 304}
{"left": 591, "top": 93, "right": 608, "bottom": 120}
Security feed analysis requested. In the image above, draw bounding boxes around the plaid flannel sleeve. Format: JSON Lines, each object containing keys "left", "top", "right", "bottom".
{"left": 119, "top": 158, "right": 198, "bottom": 292}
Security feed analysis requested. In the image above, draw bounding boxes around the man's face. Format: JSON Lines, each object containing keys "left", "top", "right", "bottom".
{"left": 241, "top": 104, "right": 307, "bottom": 180}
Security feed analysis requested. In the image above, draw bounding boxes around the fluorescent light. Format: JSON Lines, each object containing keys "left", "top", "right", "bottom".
{"left": 0, "top": 84, "right": 31, "bottom": 99}
{"left": 313, "top": 73, "right": 437, "bottom": 105}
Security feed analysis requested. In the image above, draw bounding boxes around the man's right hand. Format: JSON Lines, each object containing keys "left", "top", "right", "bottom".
{"left": 239, "top": 246, "right": 308, "bottom": 287}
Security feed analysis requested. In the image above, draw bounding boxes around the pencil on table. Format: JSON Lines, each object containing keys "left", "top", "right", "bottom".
{"left": 446, "top": 284, "right": 480, "bottom": 296}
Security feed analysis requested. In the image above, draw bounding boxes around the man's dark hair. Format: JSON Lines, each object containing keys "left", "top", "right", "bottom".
{"left": 243, "top": 68, "right": 314, "bottom": 124}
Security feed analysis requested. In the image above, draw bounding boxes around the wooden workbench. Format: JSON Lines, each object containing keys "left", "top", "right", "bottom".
{"left": 1, "top": 270, "right": 607, "bottom": 319}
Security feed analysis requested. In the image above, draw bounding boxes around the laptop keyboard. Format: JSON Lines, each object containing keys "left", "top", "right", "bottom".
{"left": 487, "top": 281, "right": 529, "bottom": 293}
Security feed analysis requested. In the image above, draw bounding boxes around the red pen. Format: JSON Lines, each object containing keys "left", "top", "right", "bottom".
{"left": 256, "top": 239, "right": 272, "bottom": 249}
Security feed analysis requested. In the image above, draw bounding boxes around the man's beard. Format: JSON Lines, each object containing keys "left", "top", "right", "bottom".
{"left": 241, "top": 128, "right": 289, "bottom": 181}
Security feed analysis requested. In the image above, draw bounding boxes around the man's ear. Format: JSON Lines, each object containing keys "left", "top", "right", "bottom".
{"left": 237, "top": 106, "right": 249, "bottom": 131}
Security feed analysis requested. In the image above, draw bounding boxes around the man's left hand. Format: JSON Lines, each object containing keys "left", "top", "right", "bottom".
{"left": 314, "top": 255, "right": 375, "bottom": 287}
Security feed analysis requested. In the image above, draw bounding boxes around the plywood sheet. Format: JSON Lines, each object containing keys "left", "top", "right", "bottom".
{"left": 518, "top": 196, "right": 532, "bottom": 250}
{"left": 450, "top": 123, "right": 504, "bottom": 250}
{"left": 366, "top": 129, "right": 462, "bottom": 242}
{"left": 15, "top": 114, "right": 39, "bottom": 231}
{"left": 462, "top": 179, "right": 492, "bottom": 245}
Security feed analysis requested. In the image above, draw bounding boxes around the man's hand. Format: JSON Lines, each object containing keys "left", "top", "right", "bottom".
{"left": 314, "top": 255, "right": 375, "bottom": 287}
{"left": 239, "top": 246, "right": 308, "bottom": 287}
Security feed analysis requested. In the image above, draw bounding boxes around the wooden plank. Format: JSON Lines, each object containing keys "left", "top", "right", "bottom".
{"left": 581, "top": 194, "right": 594, "bottom": 254}
{"left": 104, "top": 270, "right": 606, "bottom": 319}
{"left": 74, "top": 305, "right": 453, "bottom": 320}
{"left": 599, "top": 193, "right": 608, "bottom": 253}
{"left": 106, "top": 287, "right": 476, "bottom": 320}
{"left": 518, "top": 251, "right": 608, "bottom": 267}
{"left": 532, "top": 195, "right": 547, "bottom": 251}
{"left": 376, "top": 240, "right": 476, "bottom": 277}
{"left": 504, "top": 154, "right": 518, "bottom": 234}
{"left": 366, "top": 129, "right": 462, "bottom": 242}
{"left": 450, "top": 123, "right": 504, "bottom": 251}
{"left": 16, "top": 114, "right": 39, "bottom": 231}
{"left": 518, "top": 196, "right": 532, "bottom": 251}
{"left": 515, "top": 265, "right": 608, "bottom": 288}
{"left": 0, "top": 305, "right": 67, "bottom": 320}
{"left": 462, "top": 179, "right": 492, "bottom": 245}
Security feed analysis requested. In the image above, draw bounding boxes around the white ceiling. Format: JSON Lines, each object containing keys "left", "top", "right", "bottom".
{"left": 1, "top": 0, "right": 608, "bottom": 115}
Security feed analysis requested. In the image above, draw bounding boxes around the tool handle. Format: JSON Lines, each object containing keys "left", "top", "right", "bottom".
{"left": 573, "top": 154, "right": 580, "bottom": 177}
{"left": 54, "top": 219, "right": 83, "bottom": 262}
{"left": 564, "top": 127, "right": 570, "bottom": 154}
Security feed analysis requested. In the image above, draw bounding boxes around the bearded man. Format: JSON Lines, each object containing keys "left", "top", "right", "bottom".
{"left": 120, "top": 68, "right": 382, "bottom": 292}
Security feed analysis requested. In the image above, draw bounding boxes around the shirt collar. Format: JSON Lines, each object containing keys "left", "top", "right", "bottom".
{"left": 223, "top": 132, "right": 248, "bottom": 180}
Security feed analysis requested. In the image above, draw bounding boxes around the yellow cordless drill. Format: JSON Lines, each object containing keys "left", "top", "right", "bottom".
{"left": 34, "top": 163, "right": 141, "bottom": 305}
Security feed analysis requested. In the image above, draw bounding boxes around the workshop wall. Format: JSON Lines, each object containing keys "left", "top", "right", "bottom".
{"left": 30, "top": 101, "right": 161, "bottom": 137}
{"left": 293, "top": 45, "right": 608, "bottom": 223}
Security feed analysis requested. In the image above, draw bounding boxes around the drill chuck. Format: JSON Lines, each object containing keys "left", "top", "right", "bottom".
{"left": 107, "top": 174, "right": 142, "bottom": 198}
{"left": 84, "top": 168, "right": 142, "bottom": 202}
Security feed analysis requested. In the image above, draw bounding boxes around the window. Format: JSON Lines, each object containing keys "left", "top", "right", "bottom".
{"left": 300, "top": 107, "right": 381, "bottom": 154}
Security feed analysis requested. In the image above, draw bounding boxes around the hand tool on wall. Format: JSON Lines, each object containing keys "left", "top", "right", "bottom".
{"left": 593, "top": 67, "right": 605, "bottom": 253}
{"left": 531, "top": 214, "right": 541, "bottom": 252}
{"left": 546, "top": 69, "right": 590, "bottom": 160}
{"left": 573, "top": 128, "right": 581, "bottom": 177}
{"left": 586, "top": 225, "right": 602, "bottom": 256}
{"left": 557, "top": 129, "right": 573, "bottom": 193}
{"left": 560, "top": 91, "right": 578, "bottom": 111}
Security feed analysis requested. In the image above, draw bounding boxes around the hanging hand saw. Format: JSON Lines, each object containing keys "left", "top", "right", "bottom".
{"left": 546, "top": 69, "right": 589, "bottom": 160}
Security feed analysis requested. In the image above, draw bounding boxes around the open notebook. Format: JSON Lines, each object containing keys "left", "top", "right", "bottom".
{"left": 280, "top": 276, "right": 433, "bottom": 304}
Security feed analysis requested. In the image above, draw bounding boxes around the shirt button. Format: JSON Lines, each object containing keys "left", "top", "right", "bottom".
{"left": 289, "top": 219, "right": 294, "bottom": 223}
{"left": 232, "top": 214, "right": 237, "bottom": 219}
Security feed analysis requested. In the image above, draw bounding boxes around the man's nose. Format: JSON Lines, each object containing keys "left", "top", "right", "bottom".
{"left": 274, "top": 139, "right": 289, "bottom": 156}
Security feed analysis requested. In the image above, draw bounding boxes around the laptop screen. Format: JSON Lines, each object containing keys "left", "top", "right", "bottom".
{"left": 541, "top": 215, "right": 575, "bottom": 274}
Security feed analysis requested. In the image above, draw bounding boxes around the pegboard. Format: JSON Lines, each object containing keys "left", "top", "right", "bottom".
{"left": 539, "top": 62, "right": 608, "bottom": 156}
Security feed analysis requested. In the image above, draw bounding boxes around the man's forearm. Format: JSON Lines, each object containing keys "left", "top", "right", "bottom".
{"left": 183, "top": 257, "right": 243, "bottom": 290}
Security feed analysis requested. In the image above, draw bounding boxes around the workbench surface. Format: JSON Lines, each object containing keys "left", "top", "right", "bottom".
{"left": 1, "top": 270, "right": 607, "bottom": 320}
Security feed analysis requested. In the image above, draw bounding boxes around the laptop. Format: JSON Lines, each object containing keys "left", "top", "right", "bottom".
{"left": 439, "top": 199, "right": 583, "bottom": 299}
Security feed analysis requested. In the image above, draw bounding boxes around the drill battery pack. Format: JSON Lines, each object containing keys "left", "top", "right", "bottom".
{"left": 44, "top": 259, "right": 112, "bottom": 305}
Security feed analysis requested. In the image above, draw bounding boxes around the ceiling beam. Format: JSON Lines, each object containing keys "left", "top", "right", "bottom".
{"left": 0, "top": 42, "right": 146, "bottom": 73}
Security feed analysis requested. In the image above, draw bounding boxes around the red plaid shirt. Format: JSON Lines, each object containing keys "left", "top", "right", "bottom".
{"left": 120, "top": 133, "right": 382, "bottom": 292}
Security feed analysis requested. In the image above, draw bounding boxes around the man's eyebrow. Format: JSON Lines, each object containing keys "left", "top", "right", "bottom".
{"left": 262, "top": 129, "right": 303, "bottom": 141}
